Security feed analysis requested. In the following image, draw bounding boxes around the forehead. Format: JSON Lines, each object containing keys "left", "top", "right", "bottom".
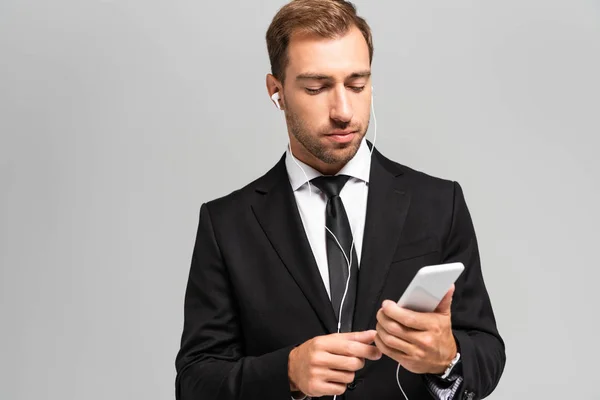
{"left": 285, "top": 26, "right": 371, "bottom": 80}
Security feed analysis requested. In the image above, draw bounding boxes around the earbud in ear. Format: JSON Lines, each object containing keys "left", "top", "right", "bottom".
{"left": 271, "top": 92, "right": 282, "bottom": 110}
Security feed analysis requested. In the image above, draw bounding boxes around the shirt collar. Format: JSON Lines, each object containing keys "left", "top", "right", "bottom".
{"left": 285, "top": 138, "right": 371, "bottom": 192}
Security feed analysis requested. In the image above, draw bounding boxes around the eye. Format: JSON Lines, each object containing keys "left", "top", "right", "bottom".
{"left": 305, "top": 87, "right": 325, "bottom": 95}
{"left": 349, "top": 86, "right": 365, "bottom": 93}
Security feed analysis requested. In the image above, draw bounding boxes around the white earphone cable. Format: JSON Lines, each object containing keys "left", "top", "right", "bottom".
{"left": 280, "top": 86, "right": 407, "bottom": 400}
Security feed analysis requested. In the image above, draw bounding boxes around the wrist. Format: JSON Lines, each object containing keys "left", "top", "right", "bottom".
{"left": 432, "top": 339, "right": 458, "bottom": 375}
{"left": 288, "top": 347, "right": 300, "bottom": 392}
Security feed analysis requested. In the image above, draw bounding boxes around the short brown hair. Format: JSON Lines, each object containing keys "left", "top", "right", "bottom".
{"left": 266, "top": 0, "right": 374, "bottom": 84}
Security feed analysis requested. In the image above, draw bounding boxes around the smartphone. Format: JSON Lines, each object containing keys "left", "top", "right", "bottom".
{"left": 397, "top": 262, "right": 465, "bottom": 313}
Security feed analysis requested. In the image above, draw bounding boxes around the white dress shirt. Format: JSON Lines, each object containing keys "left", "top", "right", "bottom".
{"left": 285, "top": 138, "right": 371, "bottom": 299}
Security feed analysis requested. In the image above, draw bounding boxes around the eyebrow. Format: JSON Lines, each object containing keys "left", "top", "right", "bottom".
{"left": 296, "top": 70, "right": 371, "bottom": 82}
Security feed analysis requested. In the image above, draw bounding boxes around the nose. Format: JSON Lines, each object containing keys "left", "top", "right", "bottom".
{"left": 329, "top": 86, "right": 353, "bottom": 124}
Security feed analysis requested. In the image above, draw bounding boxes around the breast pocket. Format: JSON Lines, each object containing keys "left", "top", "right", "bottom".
{"left": 380, "top": 236, "right": 442, "bottom": 309}
{"left": 391, "top": 236, "right": 440, "bottom": 263}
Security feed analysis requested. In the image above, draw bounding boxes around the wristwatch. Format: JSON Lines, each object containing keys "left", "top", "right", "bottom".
{"left": 440, "top": 352, "right": 461, "bottom": 380}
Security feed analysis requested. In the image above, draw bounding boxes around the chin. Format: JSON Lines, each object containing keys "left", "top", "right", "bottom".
{"left": 326, "top": 143, "right": 361, "bottom": 165}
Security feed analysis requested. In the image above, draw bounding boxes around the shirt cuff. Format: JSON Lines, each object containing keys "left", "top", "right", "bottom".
{"left": 423, "top": 373, "right": 463, "bottom": 400}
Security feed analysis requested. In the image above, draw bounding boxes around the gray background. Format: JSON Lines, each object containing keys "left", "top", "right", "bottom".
{"left": 1, "top": 0, "right": 599, "bottom": 399}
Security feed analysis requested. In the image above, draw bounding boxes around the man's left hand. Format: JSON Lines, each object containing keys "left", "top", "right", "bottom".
{"left": 374, "top": 285, "right": 457, "bottom": 375}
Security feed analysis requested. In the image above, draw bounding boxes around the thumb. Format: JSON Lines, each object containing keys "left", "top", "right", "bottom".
{"left": 434, "top": 284, "right": 455, "bottom": 315}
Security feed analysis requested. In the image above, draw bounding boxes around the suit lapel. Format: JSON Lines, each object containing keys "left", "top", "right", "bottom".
{"left": 251, "top": 156, "right": 338, "bottom": 334}
{"left": 353, "top": 150, "right": 411, "bottom": 332}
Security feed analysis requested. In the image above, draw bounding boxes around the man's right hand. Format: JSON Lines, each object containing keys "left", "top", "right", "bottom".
{"left": 288, "top": 330, "right": 382, "bottom": 398}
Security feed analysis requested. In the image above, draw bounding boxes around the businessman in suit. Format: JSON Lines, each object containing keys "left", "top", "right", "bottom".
{"left": 175, "top": 1, "right": 505, "bottom": 399}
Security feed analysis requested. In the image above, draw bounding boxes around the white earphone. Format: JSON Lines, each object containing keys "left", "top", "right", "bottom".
{"left": 271, "top": 92, "right": 282, "bottom": 110}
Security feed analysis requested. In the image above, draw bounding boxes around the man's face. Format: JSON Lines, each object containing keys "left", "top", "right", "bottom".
{"left": 278, "top": 26, "right": 372, "bottom": 173}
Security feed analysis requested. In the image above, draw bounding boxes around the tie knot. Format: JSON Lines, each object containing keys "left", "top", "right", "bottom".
{"left": 311, "top": 175, "right": 350, "bottom": 198}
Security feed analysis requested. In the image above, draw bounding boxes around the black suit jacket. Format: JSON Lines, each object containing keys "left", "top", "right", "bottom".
{"left": 175, "top": 147, "right": 505, "bottom": 400}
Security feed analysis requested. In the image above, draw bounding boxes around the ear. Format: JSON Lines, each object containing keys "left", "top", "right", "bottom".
{"left": 266, "top": 74, "right": 284, "bottom": 110}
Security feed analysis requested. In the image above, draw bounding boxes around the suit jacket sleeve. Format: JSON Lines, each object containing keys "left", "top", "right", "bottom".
{"left": 175, "top": 203, "right": 296, "bottom": 400}
{"left": 443, "top": 182, "right": 506, "bottom": 399}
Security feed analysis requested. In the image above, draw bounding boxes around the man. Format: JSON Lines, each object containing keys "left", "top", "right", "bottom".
{"left": 175, "top": 1, "right": 505, "bottom": 399}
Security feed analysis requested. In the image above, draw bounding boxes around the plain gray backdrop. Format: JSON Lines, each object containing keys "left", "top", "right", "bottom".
{"left": 1, "top": 1, "right": 599, "bottom": 399}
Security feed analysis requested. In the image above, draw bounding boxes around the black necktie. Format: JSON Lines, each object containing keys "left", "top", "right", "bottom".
{"left": 311, "top": 175, "right": 359, "bottom": 333}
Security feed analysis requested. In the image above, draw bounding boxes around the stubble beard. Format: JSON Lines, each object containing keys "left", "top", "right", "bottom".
{"left": 285, "top": 108, "right": 369, "bottom": 167}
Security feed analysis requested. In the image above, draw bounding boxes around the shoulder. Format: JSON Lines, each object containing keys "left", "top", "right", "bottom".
{"left": 373, "top": 148, "right": 467, "bottom": 226}
{"left": 202, "top": 153, "right": 287, "bottom": 217}
{"left": 375, "top": 147, "right": 457, "bottom": 195}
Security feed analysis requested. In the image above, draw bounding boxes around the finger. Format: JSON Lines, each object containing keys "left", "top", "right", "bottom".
{"left": 381, "top": 300, "right": 433, "bottom": 331}
{"left": 375, "top": 321, "right": 417, "bottom": 356}
{"left": 337, "top": 330, "right": 377, "bottom": 344}
{"left": 374, "top": 332, "right": 410, "bottom": 362}
{"left": 324, "top": 369, "right": 355, "bottom": 385}
{"left": 316, "top": 353, "right": 365, "bottom": 372}
{"left": 306, "top": 379, "right": 348, "bottom": 398}
{"left": 327, "top": 339, "right": 382, "bottom": 361}
{"left": 434, "top": 284, "right": 455, "bottom": 315}
{"left": 319, "top": 381, "right": 347, "bottom": 397}
{"left": 376, "top": 308, "right": 419, "bottom": 343}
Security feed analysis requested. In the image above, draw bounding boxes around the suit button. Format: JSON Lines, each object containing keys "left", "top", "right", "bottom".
{"left": 347, "top": 379, "right": 361, "bottom": 390}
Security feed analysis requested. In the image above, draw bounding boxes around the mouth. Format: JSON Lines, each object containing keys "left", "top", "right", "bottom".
{"left": 325, "top": 130, "right": 357, "bottom": 144}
